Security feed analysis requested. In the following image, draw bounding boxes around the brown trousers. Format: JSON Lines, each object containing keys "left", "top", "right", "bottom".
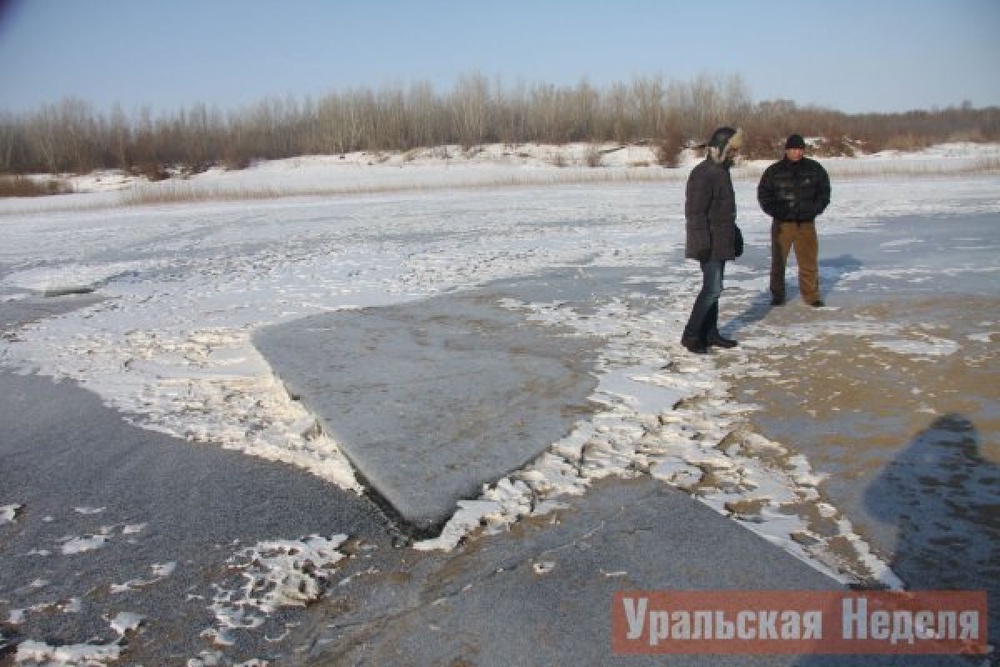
{"left": 770, "top": 220, "right": 820, "bottom": 303}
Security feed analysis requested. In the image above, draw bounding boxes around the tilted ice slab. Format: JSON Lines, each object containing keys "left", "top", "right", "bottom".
{"left": 254, "top": 285, "right": 600, "bottom": 533}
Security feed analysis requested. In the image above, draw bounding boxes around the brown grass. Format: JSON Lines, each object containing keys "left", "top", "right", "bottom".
{"left": 118, "top": 168, "right": 687, "bottom": 207}
{"left": 0, "top": 175, "right": 73, "bottom": 197}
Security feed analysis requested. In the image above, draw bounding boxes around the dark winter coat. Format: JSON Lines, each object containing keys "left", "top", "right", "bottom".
{"left": 757, "top": 156, "right": 831, "bottom": 222}
{"left": 684, "top": 158, "right": 738, "bottom": 261}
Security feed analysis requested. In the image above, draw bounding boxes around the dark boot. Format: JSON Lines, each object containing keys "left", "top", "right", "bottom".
{"left": 681, "top": 337, "right": 709, "bottom": 354}
{"left": 707, "top": 331, "right": 738, "bottom": 348}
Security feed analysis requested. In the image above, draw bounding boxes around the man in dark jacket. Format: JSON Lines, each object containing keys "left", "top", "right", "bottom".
{"left": 681, "top": 126, "right": 744, "bottom": 354}
{"left": 757, "top": 134, "right": 831, "bottom": 306}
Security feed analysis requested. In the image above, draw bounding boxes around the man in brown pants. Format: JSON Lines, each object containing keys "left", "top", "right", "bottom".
{"left": 757, "top": 134, "right": 832, "bottom": 307}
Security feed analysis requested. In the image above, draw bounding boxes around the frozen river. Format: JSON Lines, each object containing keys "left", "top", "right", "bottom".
{"left": 1, "top": 158, "right": 998, "bottom": 663}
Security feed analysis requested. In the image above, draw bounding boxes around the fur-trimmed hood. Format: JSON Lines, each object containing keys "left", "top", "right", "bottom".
{"left": 707, "top": 127, "right": 743, "bottom": 164}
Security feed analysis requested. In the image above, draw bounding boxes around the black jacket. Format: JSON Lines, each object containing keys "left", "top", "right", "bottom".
{"left": 685, "top": 158, "right": 738, "bottom": 261}
{"left": 757, "top": 157, "right": 831, "bottom": 222}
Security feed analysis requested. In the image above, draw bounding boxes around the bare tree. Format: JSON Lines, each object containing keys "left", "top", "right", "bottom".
{"left": 452, "top": 72, "right": 491, "bottom": 147}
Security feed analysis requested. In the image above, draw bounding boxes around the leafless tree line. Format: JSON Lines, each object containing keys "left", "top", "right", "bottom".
{"left": 1, "top": 73, "right": 997, "bottom": 176}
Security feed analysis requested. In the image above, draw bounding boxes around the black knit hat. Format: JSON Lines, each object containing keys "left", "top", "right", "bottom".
{"left": 785, "top": 134, "right": 806, "bottom": 149}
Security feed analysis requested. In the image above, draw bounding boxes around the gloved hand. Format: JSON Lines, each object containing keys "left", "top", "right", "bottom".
{"left": 734, "top": 226, "right": 744, "bottom": 258}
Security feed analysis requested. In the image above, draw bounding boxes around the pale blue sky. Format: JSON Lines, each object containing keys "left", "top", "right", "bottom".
{"left": 1, "top": 0, "right": 998, "bottom": 115}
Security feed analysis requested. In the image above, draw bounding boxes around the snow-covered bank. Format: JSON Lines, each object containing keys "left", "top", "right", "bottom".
{"left": 2, "top": 141, "right": 998, "bottom": 215}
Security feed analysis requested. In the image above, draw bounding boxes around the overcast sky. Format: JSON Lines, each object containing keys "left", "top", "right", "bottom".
{"left": 1, "top": 0, "right": 998, "bottom": 116}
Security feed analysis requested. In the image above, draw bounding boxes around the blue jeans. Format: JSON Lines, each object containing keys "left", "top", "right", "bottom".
{"left": 683, "top": 260, "right": 725, "bottom": 341}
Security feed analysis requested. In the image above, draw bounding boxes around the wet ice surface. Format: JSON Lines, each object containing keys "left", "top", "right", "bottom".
{"left": 0, "top": 366, "right": 383, "bottom": 665}
{"left": 1, "top": 160, "right": 998, "bottom": 663}
{"left": 734, "top": 298, "right": 999, "bottom": 568}
{"left": 729, "top": 212, "right": 1000, "bottom": 643}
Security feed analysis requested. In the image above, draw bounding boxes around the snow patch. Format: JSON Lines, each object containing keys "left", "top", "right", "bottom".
{"left": 1, "top": 503, "right": 23, "bottom": 525}
{"left": 204, "top": 534, "right": 348, "bottom": 647}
